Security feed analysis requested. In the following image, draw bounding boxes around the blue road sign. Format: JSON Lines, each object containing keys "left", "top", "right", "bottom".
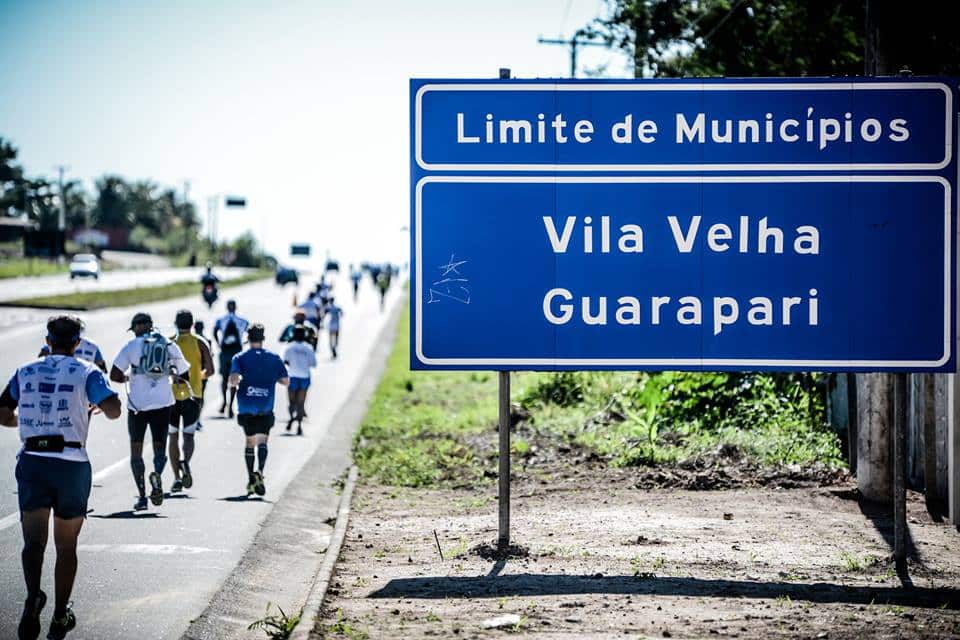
{"left": 411, "top": 79, "right": 959, "bottom": 372}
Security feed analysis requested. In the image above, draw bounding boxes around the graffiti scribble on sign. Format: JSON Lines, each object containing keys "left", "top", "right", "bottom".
{"left": 428, "top": 254, "right": 471, "bottom": 304}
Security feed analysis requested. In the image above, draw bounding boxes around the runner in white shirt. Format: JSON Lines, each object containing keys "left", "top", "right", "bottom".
{"left": 110, "top": 312, "right": 190, "bottom": 512}
{"left": 282, "top": 326, "right": 317, "bottom": 435}
{"left": 1, "top": 315, "right": 122, "bottom": 640}
{"left": 39, "top": 327, "right": 106, "bottom": 372}
{"left": 324, "top": 296, "right": 344, "bottom": 359}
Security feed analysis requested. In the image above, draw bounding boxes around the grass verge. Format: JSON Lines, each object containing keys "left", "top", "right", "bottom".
{"left": 355, "top": 302, "right": 845, "bottom": 490}
{"left": 3, "top": 271, "right": 271, "bottom": 310}
{"left": 0, "top": 258, "right": 70, "bottom": 279}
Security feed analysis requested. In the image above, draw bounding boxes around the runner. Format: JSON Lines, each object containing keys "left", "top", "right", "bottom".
{"left": 282, "top": 325, "right": 316, "bottom": 435}
{"left": 349, "top": 265, "right": 362, "bottom": 301}
{"left": 192, "top": 320, "right": 212, "bottom": 431}
{"left": 278, "top": 309, "right": 319, "bottom": 352}
{"left": 110, "top": 312, "right": 190, "bottom": 511}
{"left": 228, "top": 323, "right": 289, "bottom": 497}
{"left": 37, "top": 321, "right": 106, "bottom": 372}
{"left": 168, "top": 310, "right": 214, "bottom": 493}
{"left": 324, "top": 296, "right": 344, "bottom": 359}
{"left": 213, "top": 300, "right": 248, "bottom": 418}
{"left": 376, "top": 269, "right": 390, "bottom": 311}
{"left": 1, "top": 315, "right": 122, "bottom": 640}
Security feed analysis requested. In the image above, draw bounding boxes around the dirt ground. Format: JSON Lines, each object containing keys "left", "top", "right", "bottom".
{"left": 314, "top": 464, "right": 960, "bottom": 640}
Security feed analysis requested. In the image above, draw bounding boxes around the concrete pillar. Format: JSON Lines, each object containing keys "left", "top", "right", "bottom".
{"left": 857, "top": 373, "right": 894, "bottom": 502}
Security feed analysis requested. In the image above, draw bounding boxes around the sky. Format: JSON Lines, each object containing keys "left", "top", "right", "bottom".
{"left": 0, "top": 0, "right": 629, "bottom": 269}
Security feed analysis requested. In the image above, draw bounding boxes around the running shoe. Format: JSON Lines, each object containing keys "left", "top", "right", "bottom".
{"left": 297, "top": 423, "right": 303, "bottom": 436}
{"left": 228, "top": 408, "right": 234, "bottom": 419}
{"left": 133, "top": 496, "right": 148, "bottom": 511}
{"left": 148, "top": 472, "right": 163, "bottom": 506}
{"left": 246, "top": 478, "right": 257, "bottom": 496}
{"left": 195, "top": 421, "right": 203, "bottom": 432}
{"left": 253, "top": 471, "right": 266, "bottom": 496}
{"left": 285, "top": 419, "right": 293, "bottom": 432}
{"left": 218, "top": 403, "right": 225, "bottom": 414}
{"left": 17, "top": 589, "right": 45, "bottom": 640}
{"left": 180, "top": 461, "right": 193, "bottom": 489}
{"left": 170, "top": 480, "right": 183, "bottom": 493}
{"left": 46, "top": 606, "right": 75, "bottom": 640}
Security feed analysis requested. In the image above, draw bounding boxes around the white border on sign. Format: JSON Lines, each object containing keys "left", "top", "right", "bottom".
{"left": 414, "top": 82, "right": 953, "bottom": 172}
{"left": 414, "top": 175, "right": 952, "bottom": 368}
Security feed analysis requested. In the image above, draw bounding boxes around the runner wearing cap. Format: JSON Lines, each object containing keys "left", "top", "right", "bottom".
{"left": 278, "top": 309, "right": 319, "bottom": 352}
{"left": 228, "top": 323, "right": 289, "bottom": 497}
{"left": 213, "top": 300, "right": 249, "bottom": 418}
{"left": 110, "top": 312, "right": 190, "bottom": 511}
{"left": 168, "top": 310, "right": 214, "bottom": 493}
{"left": 1, "top": 315, "right": 122, "bottom": 640}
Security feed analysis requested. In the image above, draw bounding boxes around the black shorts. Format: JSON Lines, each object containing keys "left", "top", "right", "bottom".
{"left": 16, "top": 454, "right": 92, "bottom": 519}
{"left": 219, "top": 347, "right": 241, "bottom": 375}
{"left": 169, "top": 398, "right": 202, "bottom": 434}
{"left": 237, "top": 413, "right": 275, "bottom": 436}
{"left": 128, "top": 406, "right": 172, "bottom": 442}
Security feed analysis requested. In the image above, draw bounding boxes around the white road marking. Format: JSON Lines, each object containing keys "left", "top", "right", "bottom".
{"left": 0, "top": 456, "right": 128, "bottom": 533}
{"left": 79, "top": 544, "right": 224, "bottom": 554}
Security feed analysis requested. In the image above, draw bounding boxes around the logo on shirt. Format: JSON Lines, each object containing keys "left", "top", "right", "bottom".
{"left": 58, "top": 416, "right": 72, "bottom": 427}
{"left": 57, "top": 399, "right": 69, "bottom": 411}
{"left": 24, "top": 367, "right": 35, "bottom": 375}
{"left": 245, "top": 387, "right": 270, "bottom": 398}
{"left": 38, "top": 382, "right": 56, "bottom": 394}
{"left": 39, "top": 400, "right": 53, "bottom": 414}
{"left": 23, "top": 382, "right": 34, "bottom": 394}
{"left": 20, "top": 403, "right": 35, "bottom": 409}
{"left": 57, "top": 384, "right": 74, "bottom": 392}
{"left": 20, "top": 418, "right": 34, "bottom": 427}
{"left": 68, "top": 366, "right": 78, "bottom": 374}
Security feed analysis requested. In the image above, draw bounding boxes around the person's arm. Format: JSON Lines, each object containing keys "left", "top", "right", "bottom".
{"left": 110, "top": 344, "right": 130, "bottom": 383}
{"left": 93, "top": 346, "right": 107, "bottom": 373}
{"left": 277, "top": 357, "right": 290, "bottom": 387}
{"left": 85, "top": 370, "right": 121, "bottom": 420}
{"left": 213, "top": 319, "right": 221, "bottom": 345}
{"left": 0, "top": 379, "right": 18, "bottom": 428}
{"left": 228, "top": 353, "right": 242, "bottom": 389}
{"left": 168, "top": 343, "right": 190, "bottom": 380}
{"left": 198, "top": 339, "right": 215, "bottom": 378}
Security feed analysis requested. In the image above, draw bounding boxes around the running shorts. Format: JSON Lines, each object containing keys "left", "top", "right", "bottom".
{"left": 16, "top": 454, "right": 92, "bottom": 519}
{"left": 289, "top": 376, "right": 310, "bottom": 392}
{"left": 169, "top": 398, "right": 202, "bottom": 434}
{"left": 237, "top": 413, "right": 275, "bottom": 436}
{"left": 128, "top": 406, "right": 172, "bottom": 442}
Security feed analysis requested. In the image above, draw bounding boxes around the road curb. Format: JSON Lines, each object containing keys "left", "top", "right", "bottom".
{"left": 289, "top": 465, "right": 359, "bottom": 640}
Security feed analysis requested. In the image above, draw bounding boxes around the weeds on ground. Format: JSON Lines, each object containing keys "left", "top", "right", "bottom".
{"left": 324, "top": 609, "right": 370, "bottom": 640}
{"left": 247, "top": 603, "right": 302, "bottom": 640}
{"left": 354, "top": 304, "right": 845, "bottom": 489}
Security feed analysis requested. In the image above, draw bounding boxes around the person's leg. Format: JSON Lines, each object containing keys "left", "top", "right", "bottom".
{"left": 149, "top": 409, "right": 170, "bottom": 476}
{"left": 128, "top": 411, "right": 147, "bottom": 499}
{"left": 183, "top": 432, "right": 196, "bottom": 463}
{"left": 218, "top": 352, "right": 229, "bottom": 412}
{"left": 51, "top": 516, "right": 84, "bottom": 618}
{"left": 168, "top": 430, "right": 182, "bottom": 481}
{"left": 20, "top": 508, "right": 49, "bottom": 601}
{"left": 256, "top": 433, "right": 268, "bottom": 474}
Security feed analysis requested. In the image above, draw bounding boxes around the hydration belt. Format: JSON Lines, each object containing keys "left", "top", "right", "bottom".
{"left": 24, "top": 435, "right": 83, "bottom": 453}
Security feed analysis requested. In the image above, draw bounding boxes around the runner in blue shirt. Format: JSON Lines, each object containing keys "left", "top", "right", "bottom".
{"left": 228, "top": 324, "right": 289, "bottom": 497}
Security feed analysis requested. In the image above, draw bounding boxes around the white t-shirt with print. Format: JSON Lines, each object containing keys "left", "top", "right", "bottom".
{"left": 113, "top": 334, "right": 189, "bottom": 412}
{"left": 283, "top": 342, "right": 317, "bottom": 379}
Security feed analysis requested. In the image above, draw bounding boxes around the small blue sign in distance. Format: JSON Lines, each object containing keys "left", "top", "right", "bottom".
{"left": 410, "top": 78, "right": 959, "bottom": 372}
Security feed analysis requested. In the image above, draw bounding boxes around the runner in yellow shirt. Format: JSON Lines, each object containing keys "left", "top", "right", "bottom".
{"left": 168, "top": 310, "right": 214, "bottom": 492}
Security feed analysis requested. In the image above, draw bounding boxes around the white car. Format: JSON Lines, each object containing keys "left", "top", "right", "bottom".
{"left": 69, "top": 253, "right": 100, "bottom": 280}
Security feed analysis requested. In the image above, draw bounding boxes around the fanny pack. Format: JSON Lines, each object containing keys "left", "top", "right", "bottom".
{"left": 24, "top": 435, "right": 83, "bottom": 453}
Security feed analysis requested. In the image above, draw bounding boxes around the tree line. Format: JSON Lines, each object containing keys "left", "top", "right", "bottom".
{"left": 0, "top": 136, "right": 266, "bottom": 265}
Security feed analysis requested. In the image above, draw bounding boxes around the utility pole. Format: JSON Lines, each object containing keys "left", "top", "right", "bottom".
{"left": 55, "top": 165, "right": 69, "bottom": 259}
{"left": 538, "top": 29, "right": 608, "bottom": 78}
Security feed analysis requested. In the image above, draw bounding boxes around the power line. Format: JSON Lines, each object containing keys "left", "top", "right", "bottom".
{"left": 538, "top": 31, "right": 609, "bottom": 78}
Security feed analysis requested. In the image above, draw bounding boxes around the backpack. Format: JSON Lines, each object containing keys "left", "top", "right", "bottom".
{"left": 222, "top": 318, "right": 240, "bottom": 346}
{"left": 138, "top": 331, "right": 171, "bottom": 379}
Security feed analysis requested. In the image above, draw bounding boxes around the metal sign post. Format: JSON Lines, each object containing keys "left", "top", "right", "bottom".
{"left": 498, "top": 371, "right": 511, "bottom": 548}
{"left": 894, "top": 372, "right": 908, "bottom": 568}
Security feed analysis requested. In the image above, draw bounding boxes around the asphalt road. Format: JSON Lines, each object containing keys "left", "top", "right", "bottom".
{"left": 0, "top": 272, "right": 402, "bottom": 639}
{"left": 0, "top": 266, "right": 251, "bottom": 303}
